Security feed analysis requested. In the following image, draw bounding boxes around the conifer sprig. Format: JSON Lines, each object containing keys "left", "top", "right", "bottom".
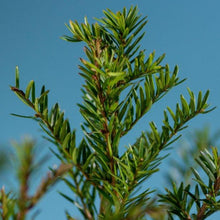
{"left": 5, "top": 6, "right": 216, "bottom": 220}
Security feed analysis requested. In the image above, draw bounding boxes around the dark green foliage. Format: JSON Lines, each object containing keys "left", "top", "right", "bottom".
{"left": 160, "top": 148, "right": 220, "bottom": 219}
{"left": 2, "top": 5, "right": 217, "bottom": 220}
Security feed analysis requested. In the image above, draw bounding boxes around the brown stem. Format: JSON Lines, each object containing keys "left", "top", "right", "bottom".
{"left": 29, "top": 163, "right": 72, "bottom": 208}
{"left": 90, "top": 39, "right": 119, "bottom": 214}
{"left": 197, "top": 203, "right": 207, "bottom": 220}
{"left": 92, "top": 39, "right": 116, "bottom": 183}
{"left": 16, "top": 164, "right": 72, "bottom": 220}
{"left": 214, "top": 177, "right": 220, "bottom": 194}
{"left": 196, "top": 176, "right": 220, "bottom": 220}
{"left": 16, "top": 146, "right": 33, "bottom": 220}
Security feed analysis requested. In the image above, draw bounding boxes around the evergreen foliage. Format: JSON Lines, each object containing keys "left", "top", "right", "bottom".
{"left": 1, "top": 6, "right": 219, "bottom": 220}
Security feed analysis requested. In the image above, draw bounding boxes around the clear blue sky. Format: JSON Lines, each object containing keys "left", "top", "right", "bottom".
{"left": 1, "top": 0, "right": 220, "bottom": 219}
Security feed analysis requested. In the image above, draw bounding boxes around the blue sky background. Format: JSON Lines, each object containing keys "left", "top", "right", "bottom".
{"left": 1, "top": 0, "right": 220, "bottom": 219}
